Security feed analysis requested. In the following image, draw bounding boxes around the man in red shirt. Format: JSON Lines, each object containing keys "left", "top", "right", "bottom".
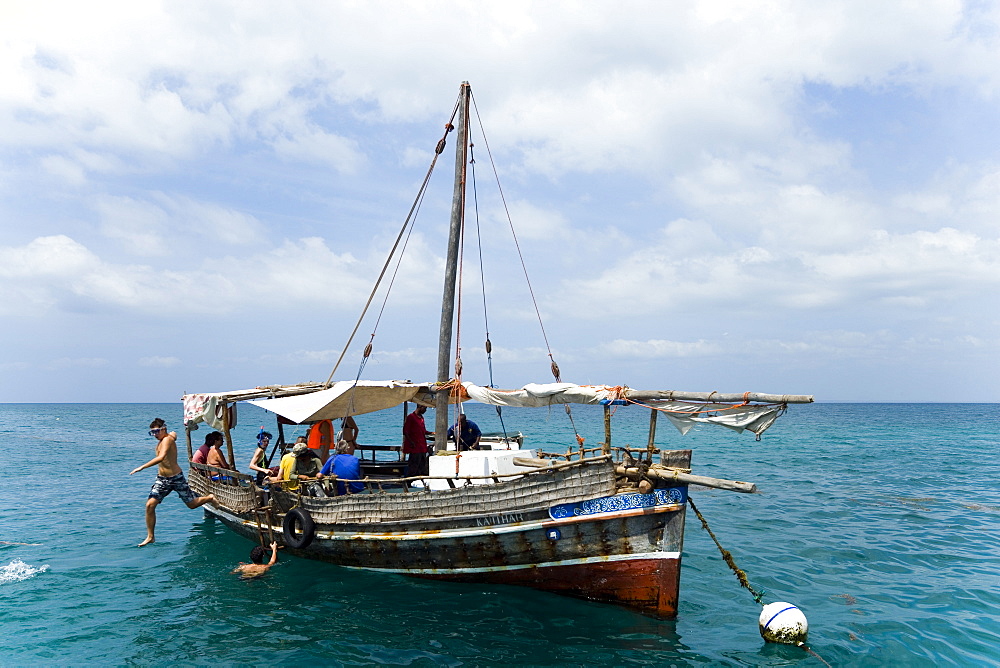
{"left": 402, "top": 404, "right": 432, "bottom": 476}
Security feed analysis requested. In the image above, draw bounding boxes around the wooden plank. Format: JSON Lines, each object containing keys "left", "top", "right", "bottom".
{"left": 615, "top": 465, "right": 757, "bottom": 494}
{"left": 626, "top": 390, "right": 813, "bottom": 403}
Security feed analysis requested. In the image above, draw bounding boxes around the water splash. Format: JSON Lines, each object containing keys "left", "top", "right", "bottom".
{"left": 0, "top": 559, "right": 49, "bottom": 584}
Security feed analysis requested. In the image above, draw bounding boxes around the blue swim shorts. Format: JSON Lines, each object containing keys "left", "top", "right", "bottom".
{"left": 148, "top": 472, "right": 196, "bottom": 504}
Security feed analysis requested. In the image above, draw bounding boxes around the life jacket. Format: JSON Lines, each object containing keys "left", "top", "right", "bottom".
{"left": 307, "top": 419, "right": 335, "bottom": 454}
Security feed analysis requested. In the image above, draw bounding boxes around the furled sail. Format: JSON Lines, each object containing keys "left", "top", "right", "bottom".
{"left": 461, "top": 381, "right": 786, "bottom": 437}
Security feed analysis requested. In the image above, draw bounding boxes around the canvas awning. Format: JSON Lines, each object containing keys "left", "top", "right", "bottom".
{"left": 246, "top": 380, "right": 431, "bottom": 424}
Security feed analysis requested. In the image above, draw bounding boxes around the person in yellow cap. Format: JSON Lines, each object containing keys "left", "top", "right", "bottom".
{"left": 270, "top": 443, "right": 324, "bottom": 491}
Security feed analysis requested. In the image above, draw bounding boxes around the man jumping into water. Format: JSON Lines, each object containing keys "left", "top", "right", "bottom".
{"left": 130, "top": 418, "right": 216, "bottom": 547}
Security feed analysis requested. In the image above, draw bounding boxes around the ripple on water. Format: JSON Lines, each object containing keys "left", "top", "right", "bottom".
{"left": 0, "top": 558, "right": 49, "bottom": 584}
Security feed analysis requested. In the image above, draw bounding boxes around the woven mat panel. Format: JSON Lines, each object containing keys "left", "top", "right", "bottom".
{"left": 189, "top": 471, "right": 209, "bottom": 496}
{"left": 294, "top": 462, "right": 616, "bottom": 525}
{"left": 187, "top": 468, "right": 258, "bottom": 513}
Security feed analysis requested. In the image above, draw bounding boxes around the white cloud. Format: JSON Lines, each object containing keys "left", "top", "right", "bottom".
{"left": 600, "top": 339, "right": 723, "bottom": 358}
{"left": 4, "top": 1, "right": 998, "bottom": 184}
{"left": 46, "top": 356, "right": 108, "bottom": 370}
{"left": 95, "top": 197, "right": 169, "bottom": 256}
{"left": 94, "top": 192, "right": 269, "bottom": 256}
{"left": 0, "top": 230, "right": 446, "bottom": 318}
{"left": 271, "top": 126, "right": 364, "bottom": 172}
{"left": 0, "top": 234, "right": 100, "bottom": 279}
{"left": 3, "top": 1, "right": 1000, "bottom": 400}
{"left": 804, "top": 227, "right": 1000, "bottom": 303}
{"left": 491, "top": 199, "right": 569, "bottom": 241}
{"left": 138, "top": 356, "right": 181, "bottom": 368}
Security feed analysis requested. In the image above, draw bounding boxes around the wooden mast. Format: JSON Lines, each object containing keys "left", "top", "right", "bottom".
{"left": 434, "top": 82, "right": 471, "bottom": 448}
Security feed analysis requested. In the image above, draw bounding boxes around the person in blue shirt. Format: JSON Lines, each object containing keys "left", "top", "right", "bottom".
{"left": 447, "top": 413, "right": 482, "bottom": 451}
{"left": 320, "top": 440, "right": 365, "bottom": 495}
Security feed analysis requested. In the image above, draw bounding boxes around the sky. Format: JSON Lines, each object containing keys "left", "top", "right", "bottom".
{"left": 2, "top": 0, "right": 999, "bottom": 403}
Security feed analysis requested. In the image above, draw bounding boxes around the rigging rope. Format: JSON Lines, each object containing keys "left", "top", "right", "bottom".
{"left": 469, "top": 91, "right": 584, "bottom": 447}
{"left": 349, "top": 177, "right": 430, "bottom": 390}
{"left": 452, "top": 162, "right": 466, "bottom": 434}
{"left": 469, "top": 141, "right": 510, "bottom": 439}
{"left": 323, "top": 101, "right": 462, "bottom": 388}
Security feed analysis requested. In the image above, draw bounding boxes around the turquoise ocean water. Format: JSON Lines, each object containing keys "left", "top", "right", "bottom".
{"left": 1, "top": 402, "right": 998, "bottom": 666}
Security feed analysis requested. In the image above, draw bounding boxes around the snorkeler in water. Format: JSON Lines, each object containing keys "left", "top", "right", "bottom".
{"left": 232, "top": 541, "right": 278, "bottom": 578}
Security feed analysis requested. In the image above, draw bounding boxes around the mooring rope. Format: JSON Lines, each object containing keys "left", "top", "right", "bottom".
{"left": 689, "top": 497, "right": 831, "bottom": 667}
{"left": 688, "top": 496, "right": 766, "bottom": 604}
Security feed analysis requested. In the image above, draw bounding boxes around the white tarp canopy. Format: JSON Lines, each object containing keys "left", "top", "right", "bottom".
{"left": 185, "top": 379, "right": 788, "bottom": 437}
{"left": 246, "top": 380, "right": 428, "bottom": 424}
{"left": 462, "top": 382, "right": 616, "bottom": 406}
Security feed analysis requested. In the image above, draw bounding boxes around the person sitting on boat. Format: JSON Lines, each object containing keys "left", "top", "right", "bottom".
{"left": 191, "top": 432, "right": 215, "bottom": 465}
{"left": 320, "top": 440, "right": 365, "bottom": 495}
{"left": 205, "top": 431, "right": 233, "bottom": 471}
{"left": 402, "top": 404, "right": 432, "bottom": 476}
{"left": 247, "top": 431, "right": 273, "bottom": 485}
{"left": 272, "top": 443, "right": 324, "bottom": 491}
{"left": 338, "top": 415, "right": 359, "bottom": 451}
{"left": 447, "top": 413, "right": 482, "bottom": 451}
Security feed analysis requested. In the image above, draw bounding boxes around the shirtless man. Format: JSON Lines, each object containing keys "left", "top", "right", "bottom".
{"left": 130, "top": 418, "right": 216, "bottom": 547}
{"left": 233, "top": 541, "right": 279, "bottom": 578}
{"left": 340, "top": 415, "right": 359, "bottom": 450}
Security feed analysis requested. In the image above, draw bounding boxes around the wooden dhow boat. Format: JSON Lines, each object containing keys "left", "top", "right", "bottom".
{"left": 180, "top": 83, "right": 812, "bottom": 618}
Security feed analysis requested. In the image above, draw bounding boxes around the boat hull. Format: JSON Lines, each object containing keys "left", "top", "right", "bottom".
{"left": 415, "top": 553, "right": 681, "bottom": 617}
{"left": 205, "top": 483, "right": 688, "bottom": 618}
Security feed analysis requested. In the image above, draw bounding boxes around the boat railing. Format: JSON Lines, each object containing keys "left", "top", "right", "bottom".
{"left": 537, "top": 445, "right": 673, "bottom": 463}
{"left": 188, "top": 461, "right": 254, "bottom": 483}
{"left": 188, "top": 462, "right": 259, "bottom": 512}
{"left": 265, "top": 453, "right": 613, "bottom": 497}
{"left": 355, "top": 443, "right": 405, "bottom": 461}
{"left": 268, "top": 454, "right": 619, "bottom": 525}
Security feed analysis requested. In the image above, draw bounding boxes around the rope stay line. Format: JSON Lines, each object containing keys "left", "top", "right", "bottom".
{"left": 450, "top": 131, "right": 467, "bottom": 446}
{"left": 323, "top": 100, "right": 462, "bottom": 388}
{"left": 469, "top": 139, "right": 510, "bottom": 440}
{"left": 469, "top": 91, "right": 584, "bottom": 446}
{"left": 350, "top": 175, "right": 431, "bottom": 389}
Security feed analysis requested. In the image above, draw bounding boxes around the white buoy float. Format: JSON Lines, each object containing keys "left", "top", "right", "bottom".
{"left": 759, "top": 601, "right": 808, "bottom": 644}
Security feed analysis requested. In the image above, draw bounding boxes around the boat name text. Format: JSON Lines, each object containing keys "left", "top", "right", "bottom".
{"left": 476, "top": 512, "right": 525, "bottom": 527}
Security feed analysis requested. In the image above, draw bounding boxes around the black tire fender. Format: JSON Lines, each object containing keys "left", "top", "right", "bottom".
{"left": 282, "top": 507, "right": 315, "bottom": 549}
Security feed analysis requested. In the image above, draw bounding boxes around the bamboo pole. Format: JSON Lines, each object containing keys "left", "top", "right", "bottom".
{"left": 221, "top": 402, "right": 236, "bottom": 468}
{"left": 615, "top": 464, "right": 757, "bottom": 494}
{"left": 434, "top": 82, "right": 471, "bottom": 448}
{"left": 512, "top": 455, "right": 614, "bottom": 474}
{"left": 626, "top": 390, "right": 813, "bottom": 404}
{"left": 185, "top": 426, "right": 194, "bottom": 461}
{"left": 646, "top": 407, "right": 657, "bottom": 459}
{"left": 402, "top": 401, "right": 408, "bottom": 462}
{"left": 602, "top": 404, "right": 611, "bottom": 456}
